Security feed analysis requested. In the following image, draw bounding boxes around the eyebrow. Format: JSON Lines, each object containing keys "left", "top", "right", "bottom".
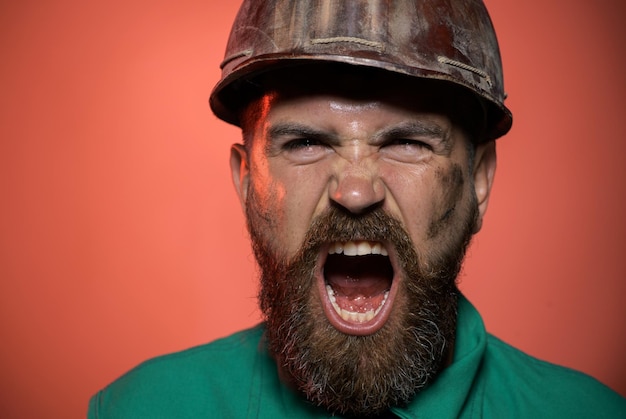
{"left": 376, "top": 121, "right": 453, "bottom": 152}
{"left": 267, "top": 123, "right": 336, "bottom": 141}
{"left": 265, "top": 120, "right": 452, "bottom": 152}
{"left": 377, "top": 121, "right": 446, "bottom": 140}
{"left": 266, "top": 123, "right": 340, "bottom": 151}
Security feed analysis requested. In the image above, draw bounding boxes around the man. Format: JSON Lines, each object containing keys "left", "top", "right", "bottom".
{"left": 89, "top": 0, "right": 626, "bottom": 417}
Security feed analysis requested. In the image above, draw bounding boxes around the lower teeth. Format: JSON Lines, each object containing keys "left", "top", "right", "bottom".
{"left": 326, "top": 284, "right": 388, "bottom": 323}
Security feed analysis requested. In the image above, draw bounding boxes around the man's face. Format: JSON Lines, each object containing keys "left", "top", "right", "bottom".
{"left": 231, "top": 72, "right": 496, "bottom": 416}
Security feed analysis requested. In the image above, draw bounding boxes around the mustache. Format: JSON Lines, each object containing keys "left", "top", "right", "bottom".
{"left": 297, "top": 206, "right": 415, "bottom": 256}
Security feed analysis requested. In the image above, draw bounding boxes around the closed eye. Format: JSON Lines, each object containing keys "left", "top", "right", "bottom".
{"left": 278, "top": 137, "right": 332, "bottom": 164}
{"left": 381, "top": 138, "right": 433, "bottom": 163}
{"left": 375, "top": 121, "right": 449, "bottom": 161}
{"left": 384, "top": 138, "right": 431, "bottom": 149}
{"left": 282, "top": 137, "right": 327, "bottom": 151}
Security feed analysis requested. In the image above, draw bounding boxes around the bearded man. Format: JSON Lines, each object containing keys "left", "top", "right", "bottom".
{"left": 89, "top": 1, "right": 626, "bottom": 418}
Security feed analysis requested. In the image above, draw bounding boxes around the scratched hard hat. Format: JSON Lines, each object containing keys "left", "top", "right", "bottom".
{"left": 210, "top": 0, "right": 512, "bottom": 141}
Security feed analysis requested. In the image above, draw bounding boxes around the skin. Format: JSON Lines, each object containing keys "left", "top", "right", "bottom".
{"left": 230, "top": 81, "right": 496, "bottom": 271}
{"left": 228, "top": 72, "right": 498, "bottom": 415}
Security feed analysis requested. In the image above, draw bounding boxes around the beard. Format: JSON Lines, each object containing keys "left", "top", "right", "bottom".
{"left": 246, "top": 193, "right": 478, "bottom": 417}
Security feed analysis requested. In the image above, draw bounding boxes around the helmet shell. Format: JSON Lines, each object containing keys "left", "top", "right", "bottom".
{"left": 210, "top": 0, "right": 512, "bottom": 140}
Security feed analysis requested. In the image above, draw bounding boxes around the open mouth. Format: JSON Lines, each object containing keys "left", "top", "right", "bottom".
{"left": 317, "top": 240, "right": 398, "bottom": 336}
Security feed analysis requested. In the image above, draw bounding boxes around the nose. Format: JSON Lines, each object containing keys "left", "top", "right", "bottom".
{"left": 328, "top": 164, "right": 385, "bottom": 214}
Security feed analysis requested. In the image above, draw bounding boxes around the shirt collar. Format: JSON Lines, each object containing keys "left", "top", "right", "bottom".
{"left": 391, "top": 294, "right": 487, "bottom": 418}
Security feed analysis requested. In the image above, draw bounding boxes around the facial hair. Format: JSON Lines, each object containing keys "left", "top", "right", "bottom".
{"left": 246, "top": 194, "right": 478, "bottom": 417}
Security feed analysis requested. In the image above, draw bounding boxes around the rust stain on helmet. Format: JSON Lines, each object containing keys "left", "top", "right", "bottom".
{"left": 209, "top": 0, "right": 512, "bottom": 141}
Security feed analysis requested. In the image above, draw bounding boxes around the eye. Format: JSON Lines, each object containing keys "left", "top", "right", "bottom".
{"left": 386, "top": 138, "right": 430, "bottom": 149}
{"left": 282, "top": 137, "right": 325, "bottom": 151}
{"left": 381, "top": 138, "right": 432, "bottom": 162}
{"left": 281, "top": 137, "right": 331, "bottom": 163}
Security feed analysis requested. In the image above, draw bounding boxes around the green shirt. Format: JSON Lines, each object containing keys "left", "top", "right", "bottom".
{"left": 88, "top": 296, "right": 626, "bottom": 418}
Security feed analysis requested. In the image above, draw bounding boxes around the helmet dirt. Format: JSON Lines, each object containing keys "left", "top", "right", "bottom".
{"left": 209, "top": 0, "right": 512, "bottom": 141}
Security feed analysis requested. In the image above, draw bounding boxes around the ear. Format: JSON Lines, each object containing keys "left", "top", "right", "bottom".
{"left": 472, "top": 140, "right": 497, "bottom": 233}
{"left": 230, "top": 143, "right": 250, "bottom": 212}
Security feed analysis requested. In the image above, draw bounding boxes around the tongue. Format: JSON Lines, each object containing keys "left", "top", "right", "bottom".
{"left": 325, "top": 254, "right": 392, "bottom": 313}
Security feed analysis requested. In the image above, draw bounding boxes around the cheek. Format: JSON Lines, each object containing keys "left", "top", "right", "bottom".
{"left": 280, "top": 167, "right": 332, "bottom": 248}
{"left": 426, "top": 163, "right": 468, "bottom": 239}
{"left": 246, "top": 177, "right": 282, "bottom": 250}
{"left": 248, "top": 155, "right": 285, "bottom": 222}
{"left": 245, "top": 157, "right": 288, "bottom": 255}
{"left": 248, "top": 161, "right": 327, "bottom": 257}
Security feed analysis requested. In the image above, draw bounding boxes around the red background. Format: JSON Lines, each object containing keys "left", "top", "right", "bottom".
{"left": 1, "top": 1, "right": 625, "bottom": 417}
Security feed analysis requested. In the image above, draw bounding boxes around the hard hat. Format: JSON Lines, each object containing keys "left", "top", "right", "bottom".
{"left": 209, "top": 0, "right": 512, "bottom": 141}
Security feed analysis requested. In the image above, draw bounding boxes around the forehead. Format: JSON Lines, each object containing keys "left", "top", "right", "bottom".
{"left": 269, "top": 66, "right": 458, "bottom": 108}
{"left": 241, "top": 64, "right": 484, "bottom": 139}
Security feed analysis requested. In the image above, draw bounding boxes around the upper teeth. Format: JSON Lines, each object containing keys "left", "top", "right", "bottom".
{"left": 328, "top": 241, "right": 388, "bottom": 256}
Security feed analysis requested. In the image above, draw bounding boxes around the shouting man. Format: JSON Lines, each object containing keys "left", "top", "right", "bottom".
{"left": 89, "top": 1, "right": 626, "bottom": 417}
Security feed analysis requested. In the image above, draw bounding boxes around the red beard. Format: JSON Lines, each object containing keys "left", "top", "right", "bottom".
{"left": 247, "top": 198, "right": 477, "bottom": 417}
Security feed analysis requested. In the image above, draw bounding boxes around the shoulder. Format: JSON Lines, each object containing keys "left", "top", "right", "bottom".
{"left": 88, "top": 325, "right": 266, "bottom": 418}
{"left": 479, "top": 334, "right": 626, "bottom": 418}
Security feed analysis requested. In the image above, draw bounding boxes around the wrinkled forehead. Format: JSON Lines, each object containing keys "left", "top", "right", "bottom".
{"left": 240, "top": 63, "right": 486, "bottom": 141}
